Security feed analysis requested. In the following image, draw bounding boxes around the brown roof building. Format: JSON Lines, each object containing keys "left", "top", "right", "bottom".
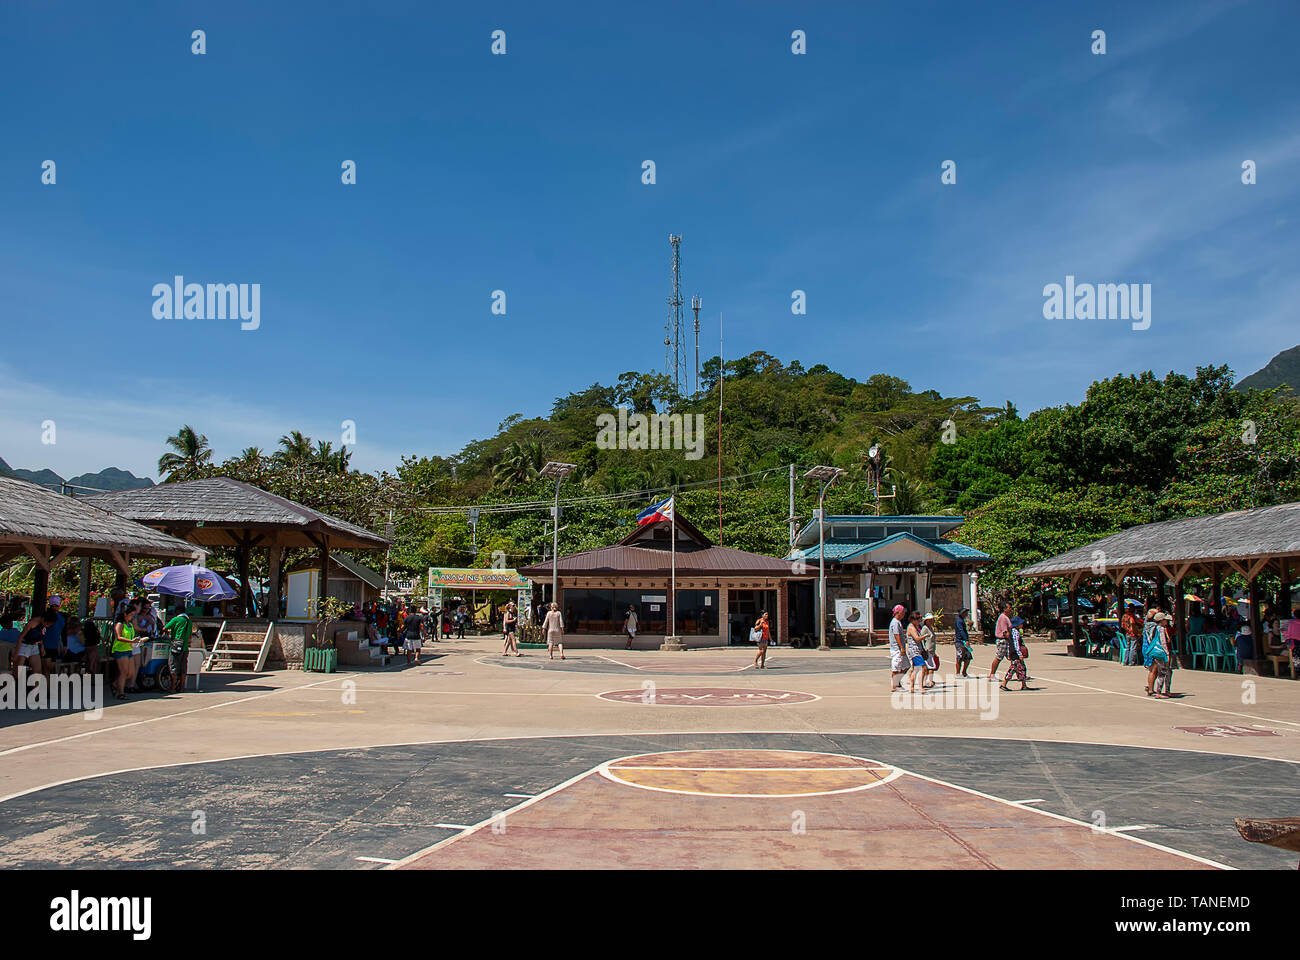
{"left": 518, "top": 513, "right": 813, "bottom": 647}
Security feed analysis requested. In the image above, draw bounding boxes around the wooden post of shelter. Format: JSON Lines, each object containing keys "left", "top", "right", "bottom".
{"left": 78, "top": 556, "right": 91, "bottom": 618}
{"left": 266, "top": 545, "right": 282, "bottom": 620}
{"left": 237, "top": 535, "right": 252, "bottom": 617}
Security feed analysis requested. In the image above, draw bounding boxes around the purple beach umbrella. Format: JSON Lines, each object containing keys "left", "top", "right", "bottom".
{"left": 139, "top": 564, "right": 239, "bottom": 600}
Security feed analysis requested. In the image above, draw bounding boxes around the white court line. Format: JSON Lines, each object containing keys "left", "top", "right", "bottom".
{"left": 594, "top": 655, "right": 639, "bottom": 669}
{"left": 898, "top": 767, "right": 1232, "bottom": 869}
{"left": 433, "top": 823, "right": 474, "bottom": 830}
{"left": 1111, "top": 825, "right": 1161, "bottom": 832}
{"left": 390, "top": 764, "right": 609, "bottom": 869}
{"left": 355, "top": 856, "right": 398, "bottom": 864}
{"left": 3, "top": 727, "right": 1296, "bottom": 810}
{"left": 1031, "top": 672, "right": 1300, "bottom": 729}
{"left": 1013, "top": 798, "right": 1047, "bottom": 804}
{"left": 502, "top": 793, "right": 534, "bottom": 798}
{"left": 0, "top": 674, "right": 345, "bottom": 759}
{"left": 599, "top": 750, "right": 903, "bottom": 799}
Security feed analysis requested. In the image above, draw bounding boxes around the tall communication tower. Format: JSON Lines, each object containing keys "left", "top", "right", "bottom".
{"left": 691, "top": 294, "right": 701, "bottom": 394}
{"left": 664, "top": 235, "right": 684, "bottom": 392}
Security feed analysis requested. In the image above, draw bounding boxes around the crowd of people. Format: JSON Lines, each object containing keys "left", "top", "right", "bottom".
{"left": 0, "top": 590, "right": 195, "bottom": 700}
{"left": 888, "top": 603, "right": 1030, "bottom": 693}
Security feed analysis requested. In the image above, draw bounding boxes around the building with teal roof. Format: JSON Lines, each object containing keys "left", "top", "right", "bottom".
{"left": 786, "top": 515, "right": 990, "bottom": 635}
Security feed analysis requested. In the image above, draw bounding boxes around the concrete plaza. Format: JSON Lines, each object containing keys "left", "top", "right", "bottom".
{"left": 0, "top": 636, "right": 1296, "bottom": 869}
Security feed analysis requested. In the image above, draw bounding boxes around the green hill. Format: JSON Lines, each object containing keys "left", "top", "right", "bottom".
{"left": 1236, "top": 344, "right": 1300, "bottom": 393}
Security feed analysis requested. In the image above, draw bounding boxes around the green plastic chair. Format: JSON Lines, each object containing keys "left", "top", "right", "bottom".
{"left": 1203, "top": 634, "right": 1225, "bottom": 671}
{"left": 1112, "top": 632, "right": 1127, "bottom": 662}
{"left": 1189, "top": 634, "right": 1206, "bottom": 670}
{"left": 1219, "top": 634, "right": 1238, "bottom": 672}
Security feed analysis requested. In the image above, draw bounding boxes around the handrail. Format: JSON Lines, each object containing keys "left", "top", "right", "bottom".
{"left": 253, "top": 621, "right": 275, "bottom": 671}
{"left": 203, "top": 619, "right": 228, "bottom": 671}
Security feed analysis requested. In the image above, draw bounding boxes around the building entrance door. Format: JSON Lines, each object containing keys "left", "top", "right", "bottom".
{"left": 727, "top": 589, "right": 777, "bottom": 644}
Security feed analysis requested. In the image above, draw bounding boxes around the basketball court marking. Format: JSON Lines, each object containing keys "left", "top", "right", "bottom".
{"left": 597, "top": 748, "right": 903, "bottom": 798}
{"left": 595, "top": 687, "right": 821, "bottom": 707}
{"left": 392, "top": 746, "right": 1227, "bottom": 871}
{"left": 1029, "top": 673, "right": 1300, "bottom": 729}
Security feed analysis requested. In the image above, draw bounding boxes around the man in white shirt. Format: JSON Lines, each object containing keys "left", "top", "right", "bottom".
{"left": 888, "top": 604, "right": 907, "bottom": 691}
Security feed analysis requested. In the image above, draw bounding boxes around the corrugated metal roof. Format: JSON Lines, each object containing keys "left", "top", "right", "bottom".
{"left": 790, "top": 532, "right": 989, "bottom": 564}
{"left": 1017, "top": 501, "right": 1300, "bottom": 577}
{"left": 519, "top": 541, "right": 805, "bottom": 578}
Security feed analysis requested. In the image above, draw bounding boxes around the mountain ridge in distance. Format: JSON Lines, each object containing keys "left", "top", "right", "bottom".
{"left": 0, "top": 458, "right": 155, "bottom": 491}
{"left": 1236, "top": 344, "right": 1300, "bottom": 394}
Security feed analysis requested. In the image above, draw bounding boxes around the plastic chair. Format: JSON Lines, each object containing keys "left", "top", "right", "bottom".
{"left": 1200, "top": 634, "right": 1222, "bottom": 671}
{"left": 1188, "top": 634, "right": 1205, "bottom": 670}
{"left": 1112, "top": 632, "right": 1127, "bottom": 662}
{"left": 1218, "top": 634, "right": 1237, "bottom": 672}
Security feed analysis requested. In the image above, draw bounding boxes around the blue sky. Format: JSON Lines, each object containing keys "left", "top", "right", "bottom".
{"left": 1, "top": 0, "right": 1297, "bottom": 480}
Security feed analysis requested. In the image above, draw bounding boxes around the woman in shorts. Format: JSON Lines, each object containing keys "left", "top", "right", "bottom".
{"left": 542, "top": 602, "right": 565, "bottom": 660}
{"left": 15, "top": 608, "right": 55, "bottom": 677}
{"left": 623, "top": 605, "right": 638, "bottom": 650}
{"left": 502, "top": 602, "right": 520, "bottom": 657}
{"left": 752, "top": 611, "right": 771, "bottom": 669}
{"left": 905, "top": 612, "right": 927, "bottom": 692}
{"left": 111, "top": 605, "right": 138, "bottom": 700}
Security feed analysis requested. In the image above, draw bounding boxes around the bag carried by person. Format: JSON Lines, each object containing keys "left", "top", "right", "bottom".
{"left": 750, "top": 626, "right": 764, "bottom": 644}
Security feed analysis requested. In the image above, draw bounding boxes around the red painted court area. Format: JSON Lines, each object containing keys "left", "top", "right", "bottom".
{"left": 397, "top": 750, "right": 1217, "bottom": 870}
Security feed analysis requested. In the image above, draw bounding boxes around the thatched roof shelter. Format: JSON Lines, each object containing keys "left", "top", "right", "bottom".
{"left": 84, "top": 477, "right": 389, "bottom": 618}
{"left": 1018, "top": 501, "right": 1300, "bottom": 579}
{"left": 0, "top": 475, "right": 201, "bottom": 611}
{"left": 1017, "top": 501, "right": 1299, "bottom": 660}
{"left": 85, "top": 477, "right": 386, "bottom": 550}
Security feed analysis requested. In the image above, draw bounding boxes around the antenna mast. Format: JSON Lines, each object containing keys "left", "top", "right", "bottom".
{"left": 691, "top": 294, "right": 701, "bottom": 395}
{"left": 665, "top": 235, "right": 684, "bottom": 393}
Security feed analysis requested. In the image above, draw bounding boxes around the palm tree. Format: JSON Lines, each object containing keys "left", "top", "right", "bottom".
{"left": 276, "top": 430, "right": 314, "bottom": 464}
{"left": 313, "top": 440, "right": 352, "bottom": 474}
{"left": 492, "top": 441, "right": 545, "bottom": 489}
{"left": 240, "top": 446, "right": 264, "bottom": 464}
{"left": 158, "top": 425, "right": 213, "bottom": 482}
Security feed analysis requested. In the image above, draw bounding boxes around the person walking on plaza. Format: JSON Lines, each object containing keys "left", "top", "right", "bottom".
{"left": 164, "top": 605, "right": 193, "bottom": 693}
{"left": 623, "top": 604, "right": 638, "bottom": 650}
{"left": 455, "top": 604, "right": 467, "bottom": 639}
{"left": 1000, "top": 618, "right": 1029, "bottom": 690}
{"left": 543, "top": 601, "right": 565, "bottom": 660}
{"left": 402, "top": 607, "right": 424, "bottom": 665}
{"left": 1121, "top": 605, "right": 1143, "bottom": 666}
{"left": 1152, "top": 611, "right": 1175, "bottom": 697}
{"left": 988, "top": 601, "right": 1012, "bottom": 679}
{"left": 1144, "top": 610, "right": 1170, "bottom": 696}
{"left": 953, "top": 607, "right": 973, "bottom": 677}
{"left": 888, "top": 604, "right": 908, "bottom": 691}
{"left": 905, "top": 611, "right": 927, "bottom": 693}
{"left": 502, "top": 601, "right": 520, "bottom": 657}
{"left": 752, "top": 611, "right": 772, "bottom": 669}
{"left": 920, "top": 612, "right": 939, "bottom": 687}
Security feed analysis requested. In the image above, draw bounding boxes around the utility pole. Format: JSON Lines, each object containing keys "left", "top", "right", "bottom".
{"left": 788, "top": 462, "right": 797, "bottom": 548}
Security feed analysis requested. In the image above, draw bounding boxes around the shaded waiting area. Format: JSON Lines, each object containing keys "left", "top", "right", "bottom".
{"left": 0, "top": 475, "right": 200, "bottom": 616}
{"left": 85, "top": 477, "right": 389, "bottom": 619}
{"left": 1018, "top": 501, "right": 1299, "bottom": 675}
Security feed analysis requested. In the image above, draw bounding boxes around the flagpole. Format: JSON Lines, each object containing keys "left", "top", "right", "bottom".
{"left": 661, "top": 493, "right": 686, "bottom": 651}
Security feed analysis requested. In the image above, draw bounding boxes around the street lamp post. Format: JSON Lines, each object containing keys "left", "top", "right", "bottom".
{"left": 804, "top": 465, "right": 843, "bottom": 651}
{"left": 539, "top": 461, "right": 576, "bottom": 610}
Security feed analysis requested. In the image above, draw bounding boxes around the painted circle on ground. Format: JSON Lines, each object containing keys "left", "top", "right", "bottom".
{"left": 599, "top": 749, "right": 900, "bottom": 798}
{"left": 597, "top": 686, "right": 818, "bottom": 706}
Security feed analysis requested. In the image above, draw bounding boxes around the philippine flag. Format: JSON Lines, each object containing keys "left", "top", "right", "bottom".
{"left": 636, "top": 496, "right": 675, "bottom": 525}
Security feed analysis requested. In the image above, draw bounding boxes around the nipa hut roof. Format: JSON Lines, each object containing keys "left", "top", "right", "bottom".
{"left": 0, "top": 475, "right": 201, "bottom": 564}
{"left": 85, "top": 477, "right": 389, "bottom": 551}
{"left": 1017, "top": 501, "right": 1300, "bottom": 578}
